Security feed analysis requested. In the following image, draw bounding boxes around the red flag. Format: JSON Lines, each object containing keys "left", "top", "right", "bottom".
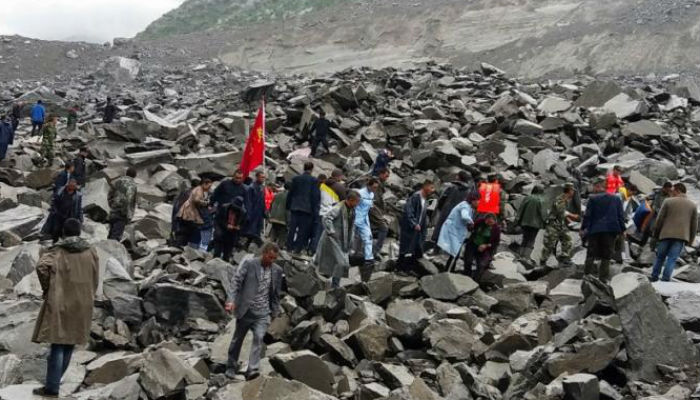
{"left": 239, "top": 100, "right": 265, "bottom": 177}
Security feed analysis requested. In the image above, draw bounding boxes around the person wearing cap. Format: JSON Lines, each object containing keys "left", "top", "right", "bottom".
{"left": 437, "top": 191, "right": 479, "bottom": 271}
{"left": 516, "top": 185, "right": 546, "bottom": 263}
{"left": 581, "top": 178, "right": 625, "bottom": 281}
{"left": 540, "top": 183, "right": 578, "bottom": 267}
{"left": 463, "top": 213, "right": 500, "bottom": 280}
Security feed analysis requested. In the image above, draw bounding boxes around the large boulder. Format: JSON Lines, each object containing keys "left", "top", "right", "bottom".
{"left": 241, "top": 376, "right": 337, "bottom": 400}
{"left": 386, "top": 299, "right": 431, "bottom": 339}
{"left": 423, "top": 319, "right": 477, "bottom": 361}
{"left": 139, "top": 348, "right": 206, "bottom": 399}
{"left": 667, "top": 291, "right": 700, "bottom": 332}
{"left": 74, "top": 374, "right": 143, "bottom": 400}
{"left": 142, "top": 283, "right": 227, "bottom": 325}
{"left": 83, "top": 178, "right": 111, "bottom": 222}
{"left": 270, "top": 350, "right": 335, "bottom": 395}
{"left": 420, "top": 273, "right": 479, "bottom": 301}
{"left": 611, "top": 273, "right": 699, "bottom": 380}
{"left": 95, "top": 56, "right": 141, "bottom": 82}
{"left": 0, "top": 205, "right": 43, "bottom": 238}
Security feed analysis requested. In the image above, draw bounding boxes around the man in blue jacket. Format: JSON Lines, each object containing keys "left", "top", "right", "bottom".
{"left": 581, "top": 177, "right": 625, "bottom": 281}
{"left": 286, "top": 161, "right": 320, "bottom": 254}
{"left": 31, "top": 100, "right": 46, "bottom": 136}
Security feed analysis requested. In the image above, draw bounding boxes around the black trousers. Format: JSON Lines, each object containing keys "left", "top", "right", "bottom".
{"left": 213, "top": 231, "right": 241, "bottom": 262}
{"left": 521, "top": 226, "right": 539, "bottom": 249}
{"left": 286, "top": 211, "right": 314, "bottom": 253}
{"left": 31, "top": 121, "right": 43, "bottom": 136}
{"left": 108, "top": 217, "right": 128, "bottom": 241}
{"left": 310, "top": 136, "right": 329, "bottom": 156}
{"left": 463, "top": 242, "right": 492, "bottom": 281}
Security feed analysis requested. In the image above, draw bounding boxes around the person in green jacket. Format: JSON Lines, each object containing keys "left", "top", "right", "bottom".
{"left": 516, "top": 185, "right": 547, "bottom": 263}
{"left": 268, "top": 182, "right": 289, "bottom": 248}
{"left": 40, "top": 115, "right": 58, "bottom": 165}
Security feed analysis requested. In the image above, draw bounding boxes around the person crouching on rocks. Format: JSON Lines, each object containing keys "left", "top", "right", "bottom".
{"left": 463, "top": 213, "right": 501, "bottom": 281}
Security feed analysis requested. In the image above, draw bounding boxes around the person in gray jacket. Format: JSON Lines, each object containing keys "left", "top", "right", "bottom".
{"left": 224, "top": 243, "right": 283, "bottom": 380}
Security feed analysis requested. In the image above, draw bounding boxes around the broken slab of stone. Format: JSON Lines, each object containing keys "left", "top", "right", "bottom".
{"left": 423, "top": 318, "right": 477, "bottom": 361}
{"left": 85, "top": 351, "right": 144, "bottom": 385}
{"left": 545, "top": 338, "right": 621, "bottom": 377}
{"left": 667, "top": 291, "right": 700, "bottom": 332}
{"left": 142, "top": 283, "right": 227, "bottom": 325}
{"left": 623, "top": 120, "right": 663, "bottom": 138}
{"left": 574, "top": 80, "right": 622, "bottom": 108}
{"left": 320, "top": 334, "right": 357, "bottom": 367}
{"left": 139, "top": 348, "right": 206, "bottom": 399}
{"left": 562, "top": 373, "right": 599, "bottom": 400}
{"left": 374, "top": 362, "right": 415, "bottom": 390}
{"left": 385, "top": 299, "right": 430, "bottom": 339}
{"left": 549, "top": 279, "right": 584, "bottom": 306}
{"left": 489, "top": 312, "right": 552, "bottom": 357}
{"left": 538, "top": 97, "right": 572, "bottom": 114}
{"left": 82, "top": 178, "right": 111, "bottom": 222}
{"left": 602, "top": 93, "right": 646, "bottom": 119}
{"left": 0, "top": 205, "right": 43, "bottom": 238}
{"left": 270, "top": 349, "right": 335, "bottom": 395}
{"left": 241, "top": 375, "right": 337, "bottom": 400}
{"left": 95, "top": 56, "right": 141, "bottom": 82}
{"left": 420, "top": 273, "right": 479, "bottom": 301}
{"left": 611, "top": 272, "right": 699, "bottom": 381}
{"left": 345, "top": 323, "right": 391, "bottom": 361}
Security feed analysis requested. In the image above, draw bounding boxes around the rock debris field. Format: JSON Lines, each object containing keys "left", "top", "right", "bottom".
{"left": 1, "top": 57, "right": 700, "bottom": 399}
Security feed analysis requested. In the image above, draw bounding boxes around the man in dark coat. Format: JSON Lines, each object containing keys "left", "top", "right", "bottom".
{"left": 371, "top": 149, "right": 393, "bottom": 177}
{"left": 430, "top": 170, "right": 474, "bottom": 248}
{"left": 54, "top": 162, "right": 75, "bottom": 195}
{"left": 327, "top": 168, "right": 348, "bottom": 201}
{"left": 581, "top": 178, "right": 625, "bottom": 282}
{"left": 515, "top": 185, "right": 546, "bottom": 262}
{"left": 72, "top": 147, "right": 88, "bottom": 187}
{"left": 42, "top": 179, "right": 83, "bottom": 243}
{"left": 286, "top": 161, "right": 321, "bottom": 254}
{"left": 242, "top": 171, "right": 266, "bottom": 248}
{"left": 212, "top": 196, "right": 247, "bottom": 262}
{"left": 103, "top": 97, "right": 117, "bottom": 123}
{"left": 398, "top": 180, "right": 436, "bottom": 274}
{"left": 212, "top": 170, "right": 250, "bottom": 210}
{"left": 0, "top": 115, "right": 14, "bottom": 162}
{"left": 10, "top": 102, "right": 22, "bottom": 132}
{"left": 309, "top": 110, "right": 336, "bottom": 157}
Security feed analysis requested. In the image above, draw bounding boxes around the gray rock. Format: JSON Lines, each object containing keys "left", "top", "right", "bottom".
{"left": 270, "top": 350, "right": 335, "bottom": 395}
{"left": 562, "top": 373, "right": 599, "bottom": 400}
{"left": 538, "top": 97, "right": 572, "bottom": 114}
{"left": 143, "top": 283, "right": 227, "bottom": 325}
{"left": 545, "top": 338, "right": 621, "bottom": 377}
{"left": 611, "top": 273, "right": 699, "bottom": 380}
{"left": 513, "top": 119, "right": 544, "bottom": 135}
{"left": 85, "top": 352, "right": 144, "bottom": 385}
{"left": 83, "top": 178, "right": 111, "bottom": 222}
{"left": 386, "top": 299, "right": 430, "bottom": 339}
{"left": 0, "top": 205, "right": 43, "bottom": 238}
{"left": 603, "top": 93, "right": 646, "bottom": 119}
{"left": 320, "top": 334, "right": 357, "bottom": 367}
{"left": 667, "top": 291, "right": 700, "bottom": 332}
{"left": 139, "top": 348, "right": 206, "bottom": 399}
{"left": 242, "top": 376, "right": 337, "bottom": 400}
{"left": 623, "top": 120, "right": 663, "bottom": 138}
{"left": 375, "top": 362, "right": 415, "bottom": 389}
{"left": 575, "top": 80, "right": 622, "bottom": 108}
{"left": 346, "top": 324, "right": 391, "bottom": 361}
{"left": 420, "top": 273, "right": 479, "bottom": 301}
{"left": 423, "top": 319, "right": 476, "bottom": 361}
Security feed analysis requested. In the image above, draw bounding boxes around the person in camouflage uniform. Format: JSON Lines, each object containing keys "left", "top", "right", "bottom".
{"left": 40, "top": 115, "right": 58, "bottom": 165}
{"left": 107, "top": 167, "right": 138, "bottom": 241}
{"left": 540, "top": 183, "right": 578, "bottom": 266}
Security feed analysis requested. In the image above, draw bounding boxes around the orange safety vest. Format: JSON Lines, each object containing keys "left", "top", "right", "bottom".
{"left": 606, "top": 173, "right": 623, "bottom": 195}
{"left": 264, "top": 187, "right": 275, "bottom": 211}
{"left": 477, "top": 182, "right": 501, "bottom": 214}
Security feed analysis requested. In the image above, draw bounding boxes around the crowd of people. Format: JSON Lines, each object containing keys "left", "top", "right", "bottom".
{"left": 7, "top": 100, "right": 700, "bottom": 393}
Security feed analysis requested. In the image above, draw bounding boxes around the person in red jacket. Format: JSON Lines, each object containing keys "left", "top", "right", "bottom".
{"left": 477, "top": 174, "right": 503, "bottom": 216}
{"left": 606, "top": 165, "right": 624, "bottom": 195}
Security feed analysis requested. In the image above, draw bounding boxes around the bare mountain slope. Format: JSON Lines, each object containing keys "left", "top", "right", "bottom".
{"left": 137, "top": 0, "right": 700, "bottom": 78}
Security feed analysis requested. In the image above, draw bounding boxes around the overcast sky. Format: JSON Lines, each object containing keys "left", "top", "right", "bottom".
{"left": 0, "top": 0, "right": 186, "bottom": 43}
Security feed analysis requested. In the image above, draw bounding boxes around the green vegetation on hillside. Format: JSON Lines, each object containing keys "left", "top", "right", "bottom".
{"left": 138, "top": 0, "right": 342, "bottom": 39}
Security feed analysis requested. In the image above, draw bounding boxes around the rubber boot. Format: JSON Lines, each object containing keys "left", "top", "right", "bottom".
{"left": 360, "top": 260, "right": 375, "bottom": 282}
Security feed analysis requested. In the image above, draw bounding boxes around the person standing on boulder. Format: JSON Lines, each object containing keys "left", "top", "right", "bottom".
{"left": 315, "top": 190, "right": 360, "bottom": 288}
{"left": 430, "top": 170, "right": 474, "bottom": 250}
{"left": 40, "top": 115, "right": 57, "bottom": 165}
{"left": 212, "top": 196, "right": 247, "bottom": 261}
{"left": 212, "top": 169, "right": 250, "bottom": 216}
{"left": 309, "top": 110, "right": 335, "bottom": 157}
{"left": 103, "top": 97, "right": 117, "bottom": 123}
{"left": 41, "top": 179, "right": 83, "bottom": 243}
{"left": 397, "top": 180, "right": 435, "bottom": 274}
{"left": 66, "top": 105, "right": 78, "bottom": 132}
{"left": 581, "top": 178, "right": 625, "bottom": 282}
{"left": 107, "top": 168, "right": 138, "bottom": 241}
{"left": 371, "top": 149, "right": 393, "bottom": 177}
{"left": 10, "top": 102, "right": 22, "bottom": 132}
{"left": 225, "top": 242, "right": 283, "bottom": 381}
{"left": 285, "top": 161, "right": 320, "bottom": 255}
{"left": 0, "top": 115, "right": 14, "bottom": 162}
{"left": 32, "top": 218, "right": 99, "bottom": 398}
{"left": 540, "top": 183, "right": 578, "bottom": 267}
{"left": 369, "top": 167, "right": 391, "bottom": 259}
{"left": 437, "top": 191, "right": 479, "bottom": 271}
{"left": 176, "top": 178, "right": 213, "bottom": 249}
{"left": 31, "top": 100, "right": 45, "bottom": 136}
{"left": 650, "top": 183, "right": 698, "bottom": 282}
{"left": 516, "top": 185, "right": 546, "bottom": 263}
{"left": 355, "top": 178, "right": 379, "bottom": 281}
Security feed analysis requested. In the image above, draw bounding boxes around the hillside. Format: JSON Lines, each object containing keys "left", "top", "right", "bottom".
{"left": 136, "top": 0, "right": 700, "bottom": 78}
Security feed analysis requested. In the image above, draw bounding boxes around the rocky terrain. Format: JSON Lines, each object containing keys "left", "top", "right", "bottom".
{"left": 1, "top": 55, "right": 700, "bottom": 400}
{"left": 136, "top": 0, "right": 700, "bottom": 78}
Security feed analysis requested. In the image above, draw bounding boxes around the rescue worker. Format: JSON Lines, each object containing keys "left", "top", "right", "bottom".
{"left": 355, "top": 178, "right": 379, "bottom": 282}
{"left": 476, "top": 174, "right": 504, "bottom": 218}
{"left": 540, "top": 183, "right": 578, "bottom": 267}
{"left": 40, "top": 115, "right": 58, "bottom": 165}
{"left": 606, "top": 165, "right": 624, "bottom": 195}
{"left": 515, "top": 185, "right": 546, "bottom": 263}
{"left": 107, "top": 168, "right": 138, "bottom": 241}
